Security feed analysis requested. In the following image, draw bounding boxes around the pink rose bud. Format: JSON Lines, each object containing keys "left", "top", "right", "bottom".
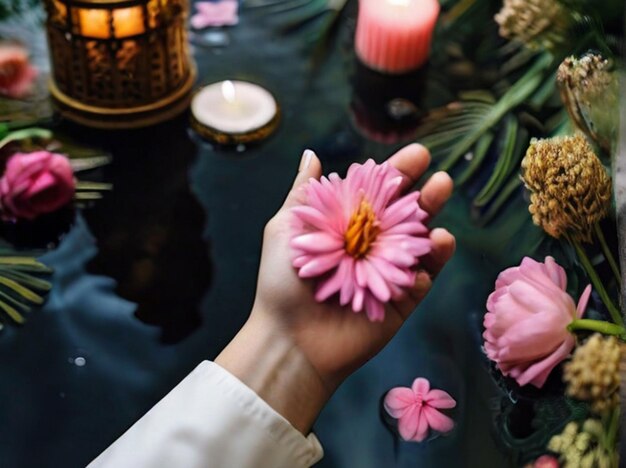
{"left": 483, "top": 256, "right": 592, "bottom": 388}
{"left": 0, "top": 151, "right": 75, "bottom": 221}
{"left": 0, "top": 45, "right": 37, "bottom": 99}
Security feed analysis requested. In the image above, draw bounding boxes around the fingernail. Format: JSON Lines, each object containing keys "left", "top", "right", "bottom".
{"left": 299, "top": 149, "right": 314, "bottom": 172}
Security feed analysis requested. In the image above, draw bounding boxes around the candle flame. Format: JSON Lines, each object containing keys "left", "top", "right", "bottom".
{"left": 222, "top": 80, "right": 236, "bottom": 104}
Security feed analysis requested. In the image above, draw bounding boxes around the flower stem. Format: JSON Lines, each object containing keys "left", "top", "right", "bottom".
{"left": 594, "top": 223, "right": 621, "bottom": 286}
{"left": 604, "top": 406, "right": 620, "bottom": 455}
{"left": 569, "top": 236, "right": 624, "bottom": 327}
{"left": 567, "top": 319, "right": 625, "bottom": 337}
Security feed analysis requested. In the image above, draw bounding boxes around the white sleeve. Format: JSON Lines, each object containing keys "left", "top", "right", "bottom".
{"left": 88, "top": 361, "right": 324, "bottom": 468}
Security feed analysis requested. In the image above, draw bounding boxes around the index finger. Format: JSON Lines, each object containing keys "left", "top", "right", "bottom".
{"left": 386, "top": 143, "right": 431, "bottom": 192}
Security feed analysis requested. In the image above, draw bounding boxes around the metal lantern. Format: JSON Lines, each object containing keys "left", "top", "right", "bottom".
{"left": 43, "top": 0, "right": 196, "bottom": 129}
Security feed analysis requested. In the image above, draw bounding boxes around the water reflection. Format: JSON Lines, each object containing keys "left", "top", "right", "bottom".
{"left": 81, "top": 117, "right": 212, "bottom": 343}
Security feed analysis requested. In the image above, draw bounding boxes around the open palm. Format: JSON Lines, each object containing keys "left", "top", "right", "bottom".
{"left": 252, "top": 144, "right": 455, "bottom": 389}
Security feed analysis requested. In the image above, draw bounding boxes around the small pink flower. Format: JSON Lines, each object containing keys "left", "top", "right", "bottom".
{"left": 0, "top": 45, "right": 37, "bottom": 99}
{"left": 0, "top": 151, "right": 75, "bottom": 221}
{"left": 533, "top": 455, "right": 560, "bottom": 468}
{"left": 191, "top": 0, "right": 239, "bottom": 29}
{"left": 290, "top": 159, "right": 432, "bottom": 322}
{"left": 483, "top": 256, "right": 591, "bottom": 388}
{"left": 384, "top": 378, "right": 456, "bottom": 442}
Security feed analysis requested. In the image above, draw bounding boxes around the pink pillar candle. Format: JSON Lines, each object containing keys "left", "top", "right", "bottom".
{"left": 355, "top": 0, "right": 440, "bottom": 74}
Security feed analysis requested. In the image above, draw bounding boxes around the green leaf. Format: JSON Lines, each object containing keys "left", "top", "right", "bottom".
{"left": 0, "top": 275, "right": 45, "bottom": 304}
{"left": 436, "top": 53, "right": 553, "bottom": 172}
{"left": 75, "top": 181, "right": 113, "bottom": 191}
{"left": 0, "top": 289, "right": 31, "bottom": 312}
{"left": 456, "top": 131, "right": 494, "bottom": 186}
{"left": 74, "top": 192, "right": 104, "bottom": 200}
{"left": 0, "top": 128, "right": 52, "bottom": 152}
{"left": 0, "top": 300, "right": 25, "bottom": 324}
{"left": 0, "top": 269, "right": 51, "bottom": 291}
{"left": 476, "top": 176, "right": 524, "bottom": 227}
{"left": 473, "top": 116, "right": 519, "bottom": 207}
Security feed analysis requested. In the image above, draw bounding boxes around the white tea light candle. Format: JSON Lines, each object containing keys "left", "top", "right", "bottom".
{"left": 191, "top": 80, "right": 280, "bottom": 145}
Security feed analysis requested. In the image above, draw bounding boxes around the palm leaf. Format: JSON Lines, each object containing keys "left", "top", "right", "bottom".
{"left": 0, "top": 251, "right": 51, "bottom": 327}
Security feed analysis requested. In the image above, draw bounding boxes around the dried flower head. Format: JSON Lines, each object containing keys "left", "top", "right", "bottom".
{"left": 563, "top": 334, "right": 620, "bottom": 414}
{"left": 521, "top": 134, "right": 611, "bottom": 243}
{"left": 494, "top": 0, "right": 573, "bottom": 50}
{"left": 548, "top": 419, "right": 614, "bottom": 468}
{"left": 557, "top": 53, "right": 618, "bottom": 153}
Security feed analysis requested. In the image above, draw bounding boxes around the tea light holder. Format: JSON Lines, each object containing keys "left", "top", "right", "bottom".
{"left": 43, "top": 0, "right": 196, "bottom": 129}
{"left": 190, "top": 80, "right": 280, "bottom": 145}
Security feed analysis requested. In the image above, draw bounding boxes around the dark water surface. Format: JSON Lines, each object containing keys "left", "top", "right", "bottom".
{"left": 0, "top": 2, "right": 552, "bottom": 466}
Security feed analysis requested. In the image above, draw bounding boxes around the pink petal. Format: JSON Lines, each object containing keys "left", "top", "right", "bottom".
{"left": 290, "top": 232, "right": 343, "bottom": 253}
{"left": 298, "top": 250, "right": 344, "bottom": 278}
{"left": 384, "top": 221, "right": 429, "bottom": 236}
{"left": 373, "top": 176, "right": 402, "bottom": 213}
{"left": 315, "top": 258, "right": 350, "bottom": 302}
{"left": 412, "top": 409, "right": 430, "bottom": 442}
{"left": 292, "top": 254, "right": 313, "bottom": 268}
{"left": 354, "top": 259, "right": 369, "bottom": 288}
{"left": 576, "top": 284, "right": 592, "bottom": 318}
{"left": 424, "top": 389, "right": 456, "bottom": 409}
{"left": 423, "top": 406, "right": 455, "bottom": 433}
{"left": 368, "top": 256, "right": 414, "bottom": 287}
{"left": 352, "top": 286, "right": 365, "bottom": 312}
{"left": 25, "top": 172, "right": 55, "bottom": 197}
{"left": 397, "top": 405, "right": 421, "bottom": 441}
{"left": 339, "top": 259, "right": 355, "bottom": 305}
{"left": 384, "top": 387, "right": 415, "bottom": 418}
{"left": 396, "top": 237, "right": 432, "bottom": 257}
{"left": 411, "top": 378, "right": 430, "bottom": 395}
{"left": 363, "top": 260, "right": 391, "bottom": 302}
{"left": 514, "top": 336, "right": 574, "bottom": 388}
{"left": 380, "top": 192, "right": 420, "bottom": 230}
{"left": 543, "top": 256, "right": 567, "bottom": 290}
{"left": 364, "top": 293, "right": 385, "bottom": 322}
{"left": 371, "top": 245, "right": 415, "bottom": 268}
{"left": 291, "top": 206, "right": 339, "bottom": 234}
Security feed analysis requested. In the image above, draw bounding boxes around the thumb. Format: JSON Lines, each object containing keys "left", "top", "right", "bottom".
{"left": 281, "top": 149, "right": 322, "bottom": 209}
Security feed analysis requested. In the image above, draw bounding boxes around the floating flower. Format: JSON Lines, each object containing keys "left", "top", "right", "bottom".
{"left": 494, "top": 0, "right": 573, "bottom": 51}
{"left": 521, "top": 135, "right": 611, "bottom": 243}
{"left": 557, "top": 53, "right": 618, "bottom": 153}
{"left": 190, "top": 0, "right": 239, "bottom": 29}
{"left": 483, "top": 256, "right": 591, "bottom": 388}
{"left": 290, "top": 159, "right": 432, "bottom": 322}
{"left": 532, "top": 455, "right": 560, "bottom": 468}
{"left": 384, "top": 377, "right": 456, "bottom": 442}
{"left": 0, "top": 151, "right": 75, "bottom": 221}
{"left": 563, "top": 333, "right": 620, "bottom": 414}
{"left": 0, "top": 44, "right": 37, "bottom": 99}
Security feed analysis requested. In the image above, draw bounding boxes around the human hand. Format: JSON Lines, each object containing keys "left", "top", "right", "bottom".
{"left": 216, "top": 144, "right": 454, "bottom": 433}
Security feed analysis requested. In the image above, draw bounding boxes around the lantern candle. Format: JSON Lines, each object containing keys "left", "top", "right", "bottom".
{"left": 354, "top": 0, "right": 440, "bottom": 74}
{"left": 79, "top": 6, "right": 145, "bottom": 39}
{"left": 191, "top": 80, "right": 280, "bottom": 145}
{"left": 44, "top": 0, "right": 196, "bottom": 128}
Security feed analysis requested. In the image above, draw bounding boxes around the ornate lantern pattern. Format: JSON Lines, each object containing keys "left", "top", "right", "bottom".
{"left": 44, "top": 0, "right": 196, "bottom": 128}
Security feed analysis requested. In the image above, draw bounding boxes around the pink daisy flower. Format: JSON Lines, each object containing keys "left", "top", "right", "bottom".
{"left": 384, "top": 377, "right": 456, "bottom": 442}
{"left": 290, "top": 159, "right": 432, "bottom": 322}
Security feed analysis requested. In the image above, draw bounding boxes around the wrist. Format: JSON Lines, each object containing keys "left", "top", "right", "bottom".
{"left": 215, "top": 312, "right": 332, "bottom": 434}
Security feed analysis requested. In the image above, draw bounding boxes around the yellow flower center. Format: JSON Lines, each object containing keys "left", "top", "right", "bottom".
{"left": 345, "top": 199, "right": 379, "bottom": 258}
